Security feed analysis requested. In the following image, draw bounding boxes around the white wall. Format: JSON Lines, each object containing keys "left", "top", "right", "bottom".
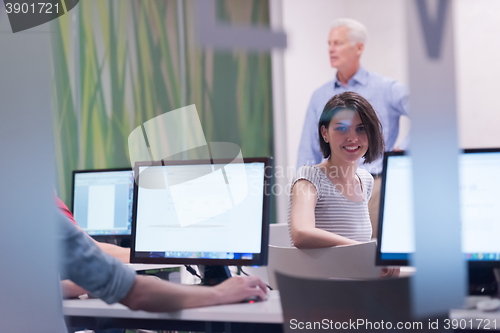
{"left": 455, "top": 0, "right": 500, "bottom": 148}
{"left": 277, "top": 0, "right": 500, "bottom": 169}
{"left": 281, "top": 0, "right": 338, "bottom": 171}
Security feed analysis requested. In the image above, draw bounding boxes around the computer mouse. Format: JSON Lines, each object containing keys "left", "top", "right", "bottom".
{"left": 240, "top": 295, "right": 263, "bottom": 303}
{"left": 476, "top": 299, "right": 500, "bottom": 312}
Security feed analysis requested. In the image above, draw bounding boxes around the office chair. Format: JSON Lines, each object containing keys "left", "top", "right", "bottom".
{"left": 269, "top": 223, "right": 292, "bottom": 247}
{"left": 267, "top": 241, "right": 382, "bottom": 289}
{"left": 276, "top": 272, "right": 412, "bottom": 333}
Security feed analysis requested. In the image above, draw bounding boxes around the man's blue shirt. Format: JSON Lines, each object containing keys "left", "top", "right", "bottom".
{"left": 296, "top": 67, "right": 409, "bottom": 174}
{"left": 58, "top": 212, "right": 136, "bottom": 304}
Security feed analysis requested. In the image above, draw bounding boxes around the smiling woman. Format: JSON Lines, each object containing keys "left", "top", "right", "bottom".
{"left": 318, "top": 92, "right": 384, "bottom": 165}
{"left": 288, "top": 91, "right": 384, "bottom": 249}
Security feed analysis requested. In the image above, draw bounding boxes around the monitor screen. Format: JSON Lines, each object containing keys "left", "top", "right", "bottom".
{"left": 72, "top": 168, "right": 134, "bottom": 237}
{"left": 377, "top": 149, "right": 500, "bottom": 266}
{"left": 130, "top": 157, "right": 271, "bottom": 266}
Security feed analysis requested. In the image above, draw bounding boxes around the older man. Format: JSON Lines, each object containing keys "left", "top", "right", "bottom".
{"left": 296, "top": 18, "right": 409, "bottom": 238}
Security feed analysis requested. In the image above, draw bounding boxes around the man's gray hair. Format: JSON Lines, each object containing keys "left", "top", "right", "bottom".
{"left": 331, "top": 18, "right": 368, "bottom": 45}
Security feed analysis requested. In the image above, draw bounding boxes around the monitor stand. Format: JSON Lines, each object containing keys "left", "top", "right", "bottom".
{"left": 120, "top": 238, "right": 131, "bottom": 248}
{"left": 495, "top": 268, "right": 500, "bottom": 297}
{"left": 469, "top": 267, "right": 500, "bottom": 296}
{"left": 198, "top": 265, "right": 231, "bottom": 286}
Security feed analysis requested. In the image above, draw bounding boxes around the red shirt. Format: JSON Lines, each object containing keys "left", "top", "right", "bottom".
{"left": 55, "top": 196, "right": 77, "bottom": 225}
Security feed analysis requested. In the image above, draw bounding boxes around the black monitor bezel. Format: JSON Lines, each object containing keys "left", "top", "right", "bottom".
{"left": 375, "top": 151, "right": 407, "bottom": 266}
{"left": 130, "top": 157, "right": 272, "bottom": 266}
{"left": 376, "top": 148, "right": 500, "bottom": 268}
{"left": 72, "top": 167, "right": 133, "bottom": 241}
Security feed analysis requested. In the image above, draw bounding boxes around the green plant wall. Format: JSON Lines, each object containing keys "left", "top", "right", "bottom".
{"left": 51, "top": 0, "right": 273, "bottom": 205}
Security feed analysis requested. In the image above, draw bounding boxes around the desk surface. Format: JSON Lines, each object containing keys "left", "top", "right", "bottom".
{"left": 64, "top": 290, "right": 283, "bottom": 324}
{"left": 64, "top": 289, "right": 500, "bottom": 331}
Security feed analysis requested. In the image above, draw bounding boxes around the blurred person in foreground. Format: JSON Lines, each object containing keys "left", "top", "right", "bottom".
{"left": 57, "top": 207, "right": 267, "bottom": 311}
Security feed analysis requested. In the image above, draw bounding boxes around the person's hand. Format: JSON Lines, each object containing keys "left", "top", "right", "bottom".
{"left": 213, "top": 276, "right": 268, "bottom": 304}
{"left": 60, "top": 280, "right": 88, "bottom": 298}
{"left": 381, "top": 267, "right": 400, "bottom": 278}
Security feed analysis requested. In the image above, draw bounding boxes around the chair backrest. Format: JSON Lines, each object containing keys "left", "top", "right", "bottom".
{"left": 267, "top": 241, "right": 382, "bottom": 289}
{"left": 269, "top": 223, "right": 292, "bottom": 247}
{"left": 276, "top": 272, "right": 412, "bottom": 333}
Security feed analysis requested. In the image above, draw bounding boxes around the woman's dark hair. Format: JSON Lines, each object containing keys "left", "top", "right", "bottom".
{"left": 318, "top": 91, "right": 384, "bottom": 164}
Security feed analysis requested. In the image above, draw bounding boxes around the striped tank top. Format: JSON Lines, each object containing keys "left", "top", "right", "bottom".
{"left": 288, "top": 165, "right": 373, "bottom": 245}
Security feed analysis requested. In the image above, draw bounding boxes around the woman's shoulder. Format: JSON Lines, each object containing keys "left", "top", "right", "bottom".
{"left": 293, "top": 165, "right": 325, "bottom": 190}
{"left": 356, "top": 168, "right": 374, "bottom": 183}
{"left": 296, "top": 164, "right": 322, "bottom": 178}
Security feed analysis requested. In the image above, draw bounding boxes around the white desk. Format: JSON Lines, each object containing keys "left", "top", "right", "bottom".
{"left": 64, "top": 288, "right": 500, "bottom": 332}
{"left": 64, "top": 290, "right": 283, "bottom": 332}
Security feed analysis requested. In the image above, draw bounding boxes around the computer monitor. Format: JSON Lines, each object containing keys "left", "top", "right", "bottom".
{"left": 376, "top": 149, "right": 500, "bottom": 269}
{"left": 72, "top": 168, "right": 134, "bottom": 241}
{"left": 130, "top": 157, "right": 271, "bottom": 271}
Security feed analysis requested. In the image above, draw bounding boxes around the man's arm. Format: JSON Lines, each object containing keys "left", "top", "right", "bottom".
{"left": 92, "top": 238, "right": 130, "bottom": 263}
{"left": 61, "top": 259, "right": 267, "bottom": 308}
{"left": 59, "top": 212, "right": 136, "bottom": 304}
{"left": 297, "top": 96, "right": 323, "bottom": 169}
{"left": 61, "top": 226, "right": 130, "bottom": 298}
{"left": 390, "top": 81, "right": 409, "bottom": 117}
{"left": 74, "top": 223, "right": 131, "bottom": 263}
{"left": 75, "top": 220, "right": 130, "bottom": 263}
{"left": 61, "top": 280, "right": 88, "bottom": 298}
{"left": 121, "top": 275, "right": 267, "bottom": 312}
{"left": 59, "top": 212, "right": 267, "bottom": 310}
{"left": 391, "top": 82, "right": 410, "bottom": 150}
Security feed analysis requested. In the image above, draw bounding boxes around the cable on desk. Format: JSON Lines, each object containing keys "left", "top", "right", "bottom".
{"left": 238, "top": 266, "right": 273, "bottom": 290}
{"left": 184, "top": 265, "right": 203, "bottom": 281}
